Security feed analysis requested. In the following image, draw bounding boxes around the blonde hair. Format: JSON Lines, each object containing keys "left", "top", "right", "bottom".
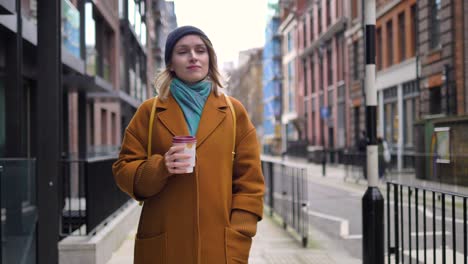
{"left": 153, "top": 35, "right": 224, "bottom": 100}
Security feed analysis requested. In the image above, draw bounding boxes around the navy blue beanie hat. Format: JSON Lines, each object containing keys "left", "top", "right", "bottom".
{"left": 164, "top": 26, "right": 211, "bottom": 66}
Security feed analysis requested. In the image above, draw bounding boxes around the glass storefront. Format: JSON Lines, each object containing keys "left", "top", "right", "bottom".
{"left": 0, "top": 159, "right": 37, "bottom": 264}
{"left": 0, "top": 80, "right": 4, "bottom": 157}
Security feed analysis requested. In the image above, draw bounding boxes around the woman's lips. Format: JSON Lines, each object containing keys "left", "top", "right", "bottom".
{"left": 187, "top": 65, "right": 201, "bottom": 70}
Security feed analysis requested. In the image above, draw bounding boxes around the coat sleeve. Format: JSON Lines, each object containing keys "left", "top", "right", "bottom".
{"left": 231, "top": 99, "right": 265, "bottom": 220}
{"left": 112, "top": 100, "right": 171, "bottom": 201}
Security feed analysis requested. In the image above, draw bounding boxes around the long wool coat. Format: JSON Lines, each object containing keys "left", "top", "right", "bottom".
{"left": 113, "top": 91, "right": 265, "bottom": 264}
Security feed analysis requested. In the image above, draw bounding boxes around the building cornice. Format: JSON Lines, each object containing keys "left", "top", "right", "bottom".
{"left": 300, "top": 17, "right": 347, "bottom": 58}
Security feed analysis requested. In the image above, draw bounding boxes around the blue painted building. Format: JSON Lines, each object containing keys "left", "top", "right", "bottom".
{"left": 262, "top": 15, "right": 282, "bottom": 155}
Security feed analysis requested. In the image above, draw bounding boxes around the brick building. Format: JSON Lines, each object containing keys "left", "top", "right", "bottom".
{"left": 279, "top": 0, "right": 349, "bottom": 161}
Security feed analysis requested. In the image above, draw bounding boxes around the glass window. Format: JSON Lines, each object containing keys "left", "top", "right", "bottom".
{"left": 310, "top": 55, "right": 315, "bottom": 93}
{"left": 429, "top": 86, "right": 442, "bottom": 114}
{"left": 0, "top": 80, "right": 4, "bottom": 157}
{"left": 287, "top": 31, "right": 293, "bottom": 52}
{"left": 411, "top": 5, "right": 417, "bottom": 55}
{"left": 404, "top": 98, "right": 416, "bottom": 146}
{"left": 398, "top": 12, "right": 405, "bottom": 62}
{"left": 129, "top": 0, "right": 135, "bottom": 27}
{"left": 141, "top": 22, "right": 147, "bottom": 46}
{"left": 318, "top": 4, "right": 322, "bottom": 34}
{"left": 376, "top": 28, "right": 382, "bottom": 70}
{"left": 353, "top": 42, "right": 359, "bottom": 80}
{"left": 387, "top": 20, "right": 393, "bottom": 66}
{"left": 327, "top": 44, "right": 333, "bottom": 86}
{"left": 288, "top": 62, "right": 295, "bottom": 112}
{"left": 430, "top": 0, "right": 441, "bottom": 49}
{"left": 351, "top": 0, "right": 358, "bottom": 19}
{"left": 309, "top": 10, "right": 314, "bottom": 41}
{"left": 303, "top": 59, "right": 308, "bottom": 96}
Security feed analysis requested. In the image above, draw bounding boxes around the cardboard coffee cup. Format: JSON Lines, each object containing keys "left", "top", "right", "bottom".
{"left": 172, "top": 136, "right": 197, "bottom": 173}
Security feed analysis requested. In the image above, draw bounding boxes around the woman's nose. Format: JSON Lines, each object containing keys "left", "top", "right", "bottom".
{"left": 189, "top": 50, "right": 198, "bottom": 60}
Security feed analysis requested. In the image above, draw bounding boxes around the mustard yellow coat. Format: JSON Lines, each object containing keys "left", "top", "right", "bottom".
{"left": 112, "top": 91, "right": 265, "bottom": 264}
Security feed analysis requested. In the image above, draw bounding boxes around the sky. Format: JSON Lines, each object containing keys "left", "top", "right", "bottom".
{"left": 172, "top": 0, "right": 269, "bottom": 69}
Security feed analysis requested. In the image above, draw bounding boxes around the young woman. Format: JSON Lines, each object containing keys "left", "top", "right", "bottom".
{"left": 113, "top": 26, "right": 265, "bottom": 264}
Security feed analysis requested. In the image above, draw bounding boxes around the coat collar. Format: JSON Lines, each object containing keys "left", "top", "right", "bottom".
{"left": 156, "top": 89, "right": 228, "bottom": 149}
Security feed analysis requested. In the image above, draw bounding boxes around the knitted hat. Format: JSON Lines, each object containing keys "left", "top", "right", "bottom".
{"left": 164, "top": 26, "right": 211, "bottom": 66}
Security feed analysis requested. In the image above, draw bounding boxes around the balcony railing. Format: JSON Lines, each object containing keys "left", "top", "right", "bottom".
{"left": 60, "top": 156, "right": 130, "bottom": 236}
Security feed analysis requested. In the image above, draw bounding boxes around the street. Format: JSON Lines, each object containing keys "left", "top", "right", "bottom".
{"left": 301, "top": 163, "right": 467, "bottom": 263}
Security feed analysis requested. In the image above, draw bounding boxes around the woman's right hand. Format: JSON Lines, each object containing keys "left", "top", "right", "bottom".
{"left": 164, "top": 145, "right": 192, "bottom": 174}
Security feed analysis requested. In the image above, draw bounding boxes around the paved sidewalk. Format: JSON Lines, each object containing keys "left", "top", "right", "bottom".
{"left": 106, "top": 213, "right": 360, "bottom": 264}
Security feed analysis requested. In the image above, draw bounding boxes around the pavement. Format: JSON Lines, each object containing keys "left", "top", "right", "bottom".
{"left": 106, "top": 154, "right": 468, "bottom": 264}
{"left": 106, "top": 211, "right": 360, "bottom": 264}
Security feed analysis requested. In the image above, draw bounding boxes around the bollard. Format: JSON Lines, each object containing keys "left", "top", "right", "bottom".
{"left": 362, "top": 0, "right": 384, "bottom": 263}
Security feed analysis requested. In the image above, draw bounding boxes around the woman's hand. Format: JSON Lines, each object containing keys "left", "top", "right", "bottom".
{"left": 164, "top": 145, "right": 192, "bottom": 174}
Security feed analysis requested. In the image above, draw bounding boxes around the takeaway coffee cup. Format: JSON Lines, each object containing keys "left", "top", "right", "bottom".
{"left": 172, "top": 136, "right": 197, "bottom": 173}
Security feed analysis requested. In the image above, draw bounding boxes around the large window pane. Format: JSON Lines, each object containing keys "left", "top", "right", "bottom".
{"left": 0, "top": 80, "right": 4, "bottom": 157}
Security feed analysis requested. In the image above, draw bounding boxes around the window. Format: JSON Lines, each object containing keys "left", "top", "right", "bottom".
{"left": 429, "top": 87, "right": 442, "bottom": 114}
{"left": 327, "top": 44, "right": 333, "bottom": 86}
{"left": 326, "top": 0, "right": 331, "bottom": 26}
{"left": 403, "top": 81, "right": 419, "bottom": 146}
{"left": 319, "top": 55, "right": 324, "bottom": 90}
{"left": 383, "top": 87, "right": 398, "bottom": 145}
{"left": 429, "top": 0, "right": 441, "bottom": 49}
{"left": 410, "top": 5, "right": 417, "bottom": 56}
{"left": 318, "top": 4, "right": 322, "bottom": 34}
{"left": 353, "top": 42, "right": 359, "bottom": 80}
{"left": 287, "top": 31, "right": 293, "bottom": 52}
{"left": 111, "top": 112, "right": 116, "bottom": 145}
{"left": 0, "top": 80, "right": 4, "bottom": 157}
{"left": 303, "top": 17, "right": 307, "bottom": 47}
{"left": 376, "top": 28, "right": 382, "bottom": 70}
{"left": 386, "top": 20, "right": 393, "bottom": 66}
{"left": 337, "top": 33, "right": 345, "bottom": 81}
{"left": 309, "top": 10, "right": 314, "bottom": 41}
{"left": 351, "top": 0, "right": 358, "bottom": 19}
{"left": 288, "top": 62, "right": 295, "bottom": 112}
{"left": 310, "top": 56, "right": 315, "bottom": 93}
{"left": 303, "top": 59, "right": 308, "bottom": 96}
{"left": 101, "top": 109, "right": 108, "bottom": 145}
{"left": 398, "top": 12, "right": 406, "bottom": 62}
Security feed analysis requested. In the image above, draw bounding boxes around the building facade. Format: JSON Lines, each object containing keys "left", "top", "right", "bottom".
{"left": 279, "top": 0, "right": 349, "bottom": 161}
{"left": 415, "top": 0, "right": 468, "bottom": 185}
{"left": 262, "top": 15, "right": 283, "bottom": 155}
{"left": 0, "top": 0, "right": 176, "bottom": 262}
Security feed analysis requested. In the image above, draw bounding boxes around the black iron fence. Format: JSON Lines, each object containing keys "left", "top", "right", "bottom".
{"left": 387, "top": 181, "right": 468, "bottom": 264}
{"left": 60, "top": 156, "right": 130, "bottom": 236}
{"left": 261, "top": 157, "right": 309, "bottom": 247}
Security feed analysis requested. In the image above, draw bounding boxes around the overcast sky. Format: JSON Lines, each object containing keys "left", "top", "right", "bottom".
{"left": 172, "top": 0, "right": 269, "bottom": 68}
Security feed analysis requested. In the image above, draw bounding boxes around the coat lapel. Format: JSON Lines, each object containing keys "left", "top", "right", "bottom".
{"left": 156, "top": 94, "right": 190, "bottom": 136}
{"left": 195, "top": 91, "right": 228, "bottom": 149}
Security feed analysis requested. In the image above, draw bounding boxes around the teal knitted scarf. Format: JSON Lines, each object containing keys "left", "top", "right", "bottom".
{"left": 170, "top": 78, "right": 212, "bottom": 136}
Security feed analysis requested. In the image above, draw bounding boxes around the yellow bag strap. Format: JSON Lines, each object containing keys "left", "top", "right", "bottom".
{"left": 147, "top": 96, "right": 158, "bottom": 157}
{"left": 225, "top": 94, "right": 236, "bottom": 161}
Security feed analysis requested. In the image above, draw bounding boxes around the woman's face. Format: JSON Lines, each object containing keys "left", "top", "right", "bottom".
{"left": 170, "top": 35, "right": 210, "bottom": 84}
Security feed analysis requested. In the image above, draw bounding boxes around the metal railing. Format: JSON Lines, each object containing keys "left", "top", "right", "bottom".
{"left": 387, "top": 181, "right": 468, "bottom": 263}
{"left": 261, "top": 157, "right": 309, "bottom": 247}
{"left": 60, "top": 156, "right": 130, "bottom": 236}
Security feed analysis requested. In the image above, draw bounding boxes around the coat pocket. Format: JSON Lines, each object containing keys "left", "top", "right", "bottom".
{"left": 134, "top": 232, "right": 167, "bottom": 264}
{"left": 225, "top": 227, "right": 252, "bottom": 264}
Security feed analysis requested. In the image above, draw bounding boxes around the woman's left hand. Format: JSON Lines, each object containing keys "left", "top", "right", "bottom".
{"left": 164, "top": 145, "right": 192, "bottom": 174}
